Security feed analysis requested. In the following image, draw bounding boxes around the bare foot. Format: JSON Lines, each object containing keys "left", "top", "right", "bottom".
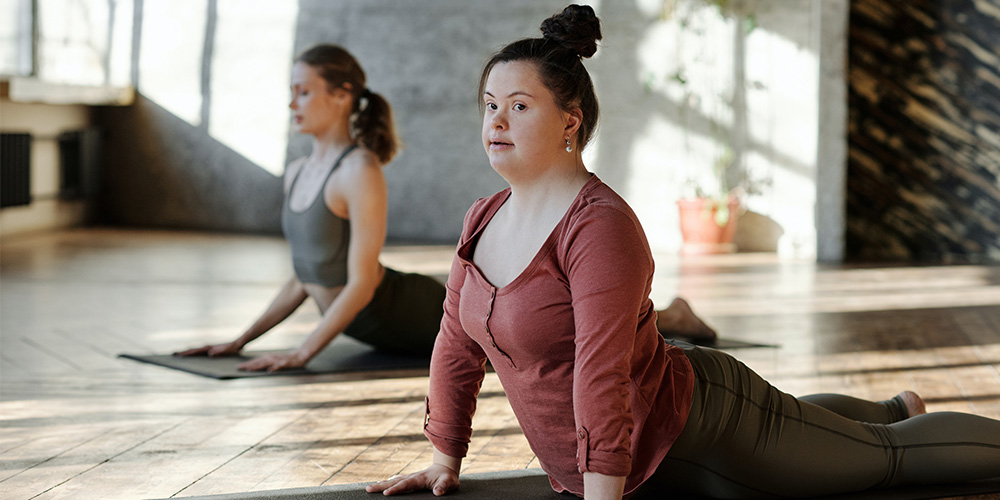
{"left": 898, "top": 390, "right": 926, "bottom": 418}
{"left": 656, "top": 298, "right": 717, "bottom": 342}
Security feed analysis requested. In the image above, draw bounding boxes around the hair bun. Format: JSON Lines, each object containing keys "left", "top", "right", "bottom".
{"left": 540, "top": 4, "right": 602, "bottom": 58}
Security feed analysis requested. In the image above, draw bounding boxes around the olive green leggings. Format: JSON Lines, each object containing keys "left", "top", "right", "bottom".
{"left": 645, "top": 341, "right": 1000, "bottom": 499}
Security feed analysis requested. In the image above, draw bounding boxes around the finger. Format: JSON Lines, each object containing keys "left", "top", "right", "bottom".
{"left": 237, "top": 359, "right": 268, "bottom": 371}
{"left": 432, "top": 475, "right": 457, "bottom": 496}
{"left": 383, "top": 475, "right": 425, "bottom": 495}
{"left": 364, "top": 480, "right": 393, "bottom": 493}
{"left": 364, "top": 475, "right": 406, "bottom": 493}
{"left": 266, "top": 358, "right": 290, "bottom": 373}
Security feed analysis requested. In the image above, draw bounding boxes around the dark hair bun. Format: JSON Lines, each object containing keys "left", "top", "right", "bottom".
{"left": 540, "top": 4, "right": 602, "bottom": 58}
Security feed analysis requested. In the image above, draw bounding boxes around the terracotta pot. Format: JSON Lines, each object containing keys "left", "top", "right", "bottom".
{"left": 676, "top": 196, "right": 740, "bottom": 255}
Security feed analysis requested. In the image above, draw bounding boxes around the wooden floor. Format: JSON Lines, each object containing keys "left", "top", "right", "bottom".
{"left": 1, "top": 228, "right": 999, "bottom": 500}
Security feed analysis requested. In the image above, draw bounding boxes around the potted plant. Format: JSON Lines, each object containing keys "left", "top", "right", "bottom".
{"left": 656, "top": 0, "right": 761, "bottom": 254}
{"left": 676, "top": 147, "right": 743, "bottom": 255}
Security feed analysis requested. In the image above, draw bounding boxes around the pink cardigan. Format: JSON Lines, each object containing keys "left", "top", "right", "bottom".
{"left": 424, "top": 175, "right": 694, "bottom": 496}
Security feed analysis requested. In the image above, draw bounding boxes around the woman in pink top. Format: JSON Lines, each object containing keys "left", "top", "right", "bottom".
{"left": 368, "top": 5, "right": 1000, "bottom": 499}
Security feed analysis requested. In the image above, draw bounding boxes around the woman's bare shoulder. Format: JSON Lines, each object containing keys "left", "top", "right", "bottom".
{"left": 336, "top": 147, "right": 386, "bottom": 188}
{"left": 342, "top": 146, "right": 382, "bottom": 172}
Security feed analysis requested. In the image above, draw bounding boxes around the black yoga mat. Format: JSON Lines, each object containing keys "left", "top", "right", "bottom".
{"left": 120, "top": 335, "right": 430, "bottom": 379}
{"left": 672, "top": 336, "right": 778, "bottom": 349}
{"left": 148, "top": 468, "right": 1000, "bottom": 500}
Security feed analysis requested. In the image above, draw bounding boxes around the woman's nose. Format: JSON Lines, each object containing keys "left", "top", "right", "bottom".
{"left": 490, "top": 112, "right": 506, "bottom": 129}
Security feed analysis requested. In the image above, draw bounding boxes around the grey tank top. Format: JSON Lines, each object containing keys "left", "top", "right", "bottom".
{"left": 281, "top": 145, "right": 357, "bottom": 287}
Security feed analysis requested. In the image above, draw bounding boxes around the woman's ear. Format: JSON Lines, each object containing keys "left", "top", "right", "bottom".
{"left": 564, "top": 108, "right": 583, "bottom": 139}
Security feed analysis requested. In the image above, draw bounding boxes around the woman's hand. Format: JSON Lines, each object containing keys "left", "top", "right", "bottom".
{"left": 174, "top": 341, "right": 242, "bottom": 358}
{"left": 365, "top": 464, "right": 459, "bottom": 496}
{"left": 236, "top": 351, "right": 308, "bottom": 372}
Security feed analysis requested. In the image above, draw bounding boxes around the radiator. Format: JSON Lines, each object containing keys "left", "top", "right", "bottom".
{"left": 59, "top": 128, "right": 102, "bottom": 199}
{"left": 1, "top": 133, "right": 32, "bottom": 208}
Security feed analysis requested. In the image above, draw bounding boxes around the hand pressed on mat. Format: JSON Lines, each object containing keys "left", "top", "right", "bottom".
{"left": 366, "top": 464, "right": 459, "bottom": 496}
{"left": 174, "top": 340, "right": 243, "bottom": 358}
{"left": 367, "top": 449, "right": 461, "bottom": 496}
{"left": 235, "top": 350, "right": 309, "bottom": 372}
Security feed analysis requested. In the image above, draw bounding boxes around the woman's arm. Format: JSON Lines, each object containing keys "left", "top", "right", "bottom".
{"left": 235, "top": 276, "right": 309, "bottom": 347}
{"left": 583, "top": 472, "right": 627, "bottom": 500}
{"left": 567, "top": 205, "right": 656, "bottom": 486}
{"left": 238, "top": 151, "right": 387, "bottom": 371}
{"left": 177, "top": 159, "right": 310, "bottom": 359}
{"left": 175, "top": 275, "right": 307, "bottom": 357}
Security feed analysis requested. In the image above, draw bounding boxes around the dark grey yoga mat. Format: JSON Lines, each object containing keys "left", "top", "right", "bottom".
{"left": 121, "top": 330, "right": 770, "bottom": 379}
{"left": 672, "top": 336, "right": 778, "bottom": 349}
{"left": 120, "top": 335, "right": 430, "bottom": 379}
{"left": 148, "top": 468, "right": 1000, "bottom": 500}
{"left": 150, "top": 469, "right": 565, "bottom": 500}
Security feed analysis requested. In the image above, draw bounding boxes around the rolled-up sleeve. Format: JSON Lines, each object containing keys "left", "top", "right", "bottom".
{"left": 565, "top": 205, "right": 654, "bottom": 476}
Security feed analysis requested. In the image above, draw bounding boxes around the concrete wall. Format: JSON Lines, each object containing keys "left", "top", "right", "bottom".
{"left": 94, "top": 0, "right": 842, "bottom": 257}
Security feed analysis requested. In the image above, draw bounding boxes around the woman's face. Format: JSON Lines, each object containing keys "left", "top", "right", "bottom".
{"left": 289, "top": 62, "right": 348, "bottom": 136}
{"left": 482, "top": 61, "right": 575, "bottom": 180}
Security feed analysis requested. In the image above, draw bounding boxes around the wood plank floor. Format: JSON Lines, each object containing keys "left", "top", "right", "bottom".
{"left": 1, "top": 228, "right": 999, "bottom": 499}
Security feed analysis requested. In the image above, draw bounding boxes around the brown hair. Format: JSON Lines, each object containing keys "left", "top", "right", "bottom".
{"left": 296, "top": 44, "right": 399, "bottom": 164}
{"left": 478, "top": 4, "right": 602, "bottom": 149}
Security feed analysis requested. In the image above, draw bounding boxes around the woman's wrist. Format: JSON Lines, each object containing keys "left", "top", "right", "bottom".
{"left": 582, "top": 472, "right": 626, "bottom": 500}
{"left": 233, "top": 332, "right": 254, "bottom": 348}
{"left": 291, "top": 347, "right": 314, "bottom": 365}
{"left": 432, "top": 448, "right": 462, "bottom": 474}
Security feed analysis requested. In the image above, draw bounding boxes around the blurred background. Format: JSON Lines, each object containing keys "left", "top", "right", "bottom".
{"left": 1, "top": 0, "right": 998, "bottom": 263}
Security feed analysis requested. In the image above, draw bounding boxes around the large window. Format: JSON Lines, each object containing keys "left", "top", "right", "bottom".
{"left": 1, "top": 0, "right": 133, "bottom": 86}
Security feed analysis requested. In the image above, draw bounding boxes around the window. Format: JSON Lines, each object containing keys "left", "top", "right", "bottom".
{"left": 2, "top": 0, "right": 134, "bottom": 104}
{"left": 0, "top": 0, "right": 33, "bottom": 77}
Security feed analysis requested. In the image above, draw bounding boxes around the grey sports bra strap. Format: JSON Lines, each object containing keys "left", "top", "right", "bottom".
{"left": 323, "top": 144, "right": 358, "bottom": 184}
{"left": 289, "top": 144, "right": 359, "bottom": 194}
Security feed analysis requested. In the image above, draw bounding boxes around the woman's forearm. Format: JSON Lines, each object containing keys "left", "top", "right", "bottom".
{"left": 583, "top": 472, "right": 626, "bottom": 500}
{"left": 237, "top": 276, "right": 308, "bottom": 346}
{"left": 294, "top": 278, "right": 379, "bottom": 361}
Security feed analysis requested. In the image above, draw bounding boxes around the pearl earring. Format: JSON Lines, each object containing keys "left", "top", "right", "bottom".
{"left": 565, "top": 139, "right": 573, "bottom": 153}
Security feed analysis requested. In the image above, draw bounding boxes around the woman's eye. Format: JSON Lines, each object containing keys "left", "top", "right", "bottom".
{"left": 486, "top": 102, "right": 497, "bottom": 110}
{"left": 514, "top": 103, "right": 526, "bottom": 111}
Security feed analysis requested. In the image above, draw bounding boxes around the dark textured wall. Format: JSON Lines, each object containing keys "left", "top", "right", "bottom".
{"left": 847, "top": 0, "right": 1000, "bottom": 262}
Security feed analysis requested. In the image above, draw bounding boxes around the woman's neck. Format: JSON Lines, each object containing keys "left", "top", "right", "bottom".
{"left": 309, "top": 126, "right": 354, "bottom": 164}
{"left": 506, "top": 163, "right": 591, "bottom": 219}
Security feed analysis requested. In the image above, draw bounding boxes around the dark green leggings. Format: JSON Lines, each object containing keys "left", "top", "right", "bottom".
{"left": 644, "top": 341, "right": 1000, "bottom": 499}
{"left": 343, "top": 268, "right": 445, "bottom": 357}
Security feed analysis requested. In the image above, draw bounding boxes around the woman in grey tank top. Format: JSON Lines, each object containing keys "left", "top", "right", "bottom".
{"left": 176, "top": 44, "right": 717, "bottom": 372}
